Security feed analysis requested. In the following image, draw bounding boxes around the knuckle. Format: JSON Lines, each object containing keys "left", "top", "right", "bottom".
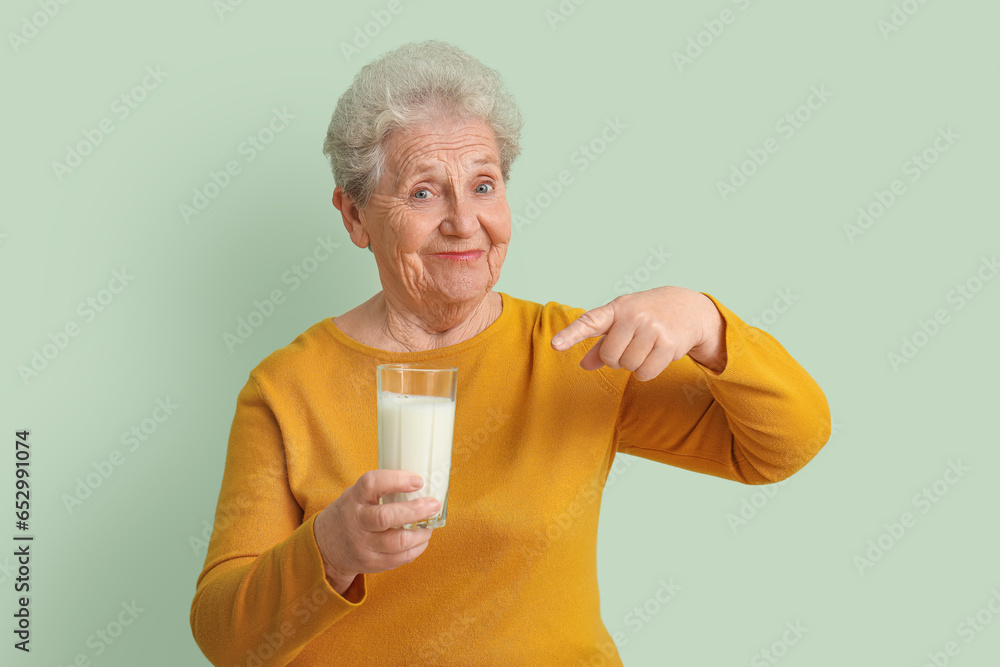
{"left": 370, "top": 531, "right": 393, "bottom": 554}
{"left": 376, "top": 507, "right": 396, "bottom": 531}
{"left": 358, "top": 471, "right": 376, "bottom": 494}
{"left": 632, "top": 310, "right": 652, "bottom": 327}
{"left": 378, "top": 528, "right": 410, "bottom": 555}
{"left": 392, "top": 528, "right": 414, "bottom": 552}
{"left": 364, "top": 505, "right": 388, "bottom": 531}
{"left": 619, "top": 354, "right": 641, "bottom": 371}
{"left": 653, "top": 319, "right": 672, "bottom": 336}
{"left": 585, "top": 305, "right": 613, "bottom": 326}
{"left": 354, "top": 504, "right": 372, "bottom": 530}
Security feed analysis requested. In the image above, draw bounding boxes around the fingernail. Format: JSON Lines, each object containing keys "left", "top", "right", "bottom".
{"left": 410, "top": 476, "right": 423, "bottom": 488}
{"left": 552, "top": 336, "right": 564, "bottom": 348}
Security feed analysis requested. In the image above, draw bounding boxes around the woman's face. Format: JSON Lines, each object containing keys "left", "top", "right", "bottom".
{"left": 356, "top": 116, "right": 510, "bottom": 313}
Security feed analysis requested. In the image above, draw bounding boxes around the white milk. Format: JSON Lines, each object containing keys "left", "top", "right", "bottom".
{"left": 377, "top": 392, "right": 455, "bottom": 514}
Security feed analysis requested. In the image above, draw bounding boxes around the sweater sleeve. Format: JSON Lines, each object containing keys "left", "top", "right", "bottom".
{"left": 611, "top": 293, "right": 831, "bottom": 484}
{"left": 190, "top": 374, "right": 367, "bottom": 666}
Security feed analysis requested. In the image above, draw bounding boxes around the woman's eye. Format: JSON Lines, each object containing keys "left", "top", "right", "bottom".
{"left": 475, "top": 183, "right": 493, "bottom": 194}
{"left": 413, "top": 189, "right": 430, "bottom": 200}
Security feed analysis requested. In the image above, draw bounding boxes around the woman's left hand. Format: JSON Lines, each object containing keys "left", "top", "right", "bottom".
{"left": 551, "top": 286, "right": 727, "bottom": 379}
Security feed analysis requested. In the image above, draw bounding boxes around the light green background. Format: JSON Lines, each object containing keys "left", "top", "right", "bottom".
{"left": 2, "top": 0, "right": 998, "bottom": 665}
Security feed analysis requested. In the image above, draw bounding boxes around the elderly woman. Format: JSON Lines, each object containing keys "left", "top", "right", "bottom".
{"left": 190, "top": 41, "right": 830, "bottom": 666}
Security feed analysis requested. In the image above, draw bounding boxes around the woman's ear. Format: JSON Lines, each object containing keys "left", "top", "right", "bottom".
{"left": 332, "top": 187, "right": 371, "bottom": 250}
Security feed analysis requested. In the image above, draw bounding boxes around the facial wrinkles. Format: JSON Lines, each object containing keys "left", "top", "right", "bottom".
{"left": 354, "top": 120, "right": 511, "bottom": 342}
{"left": 390, "top": 127, "right": 497, "bottom": 195}
{"left": 379, "top": 128, "right": 504, "bottom": 302}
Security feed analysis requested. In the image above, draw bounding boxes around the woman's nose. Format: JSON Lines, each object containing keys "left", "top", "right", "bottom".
{"left": 439, "top": 192, "right": 479, "bottom": 237}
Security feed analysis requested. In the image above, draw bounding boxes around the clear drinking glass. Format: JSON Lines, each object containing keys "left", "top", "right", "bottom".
{"left": 376, "top": 364, "right": 457, "bottom": 529}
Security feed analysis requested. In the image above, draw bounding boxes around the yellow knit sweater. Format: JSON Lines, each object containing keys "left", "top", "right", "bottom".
{"left": 190, "top": 291, "right": 830, "bottom": 666}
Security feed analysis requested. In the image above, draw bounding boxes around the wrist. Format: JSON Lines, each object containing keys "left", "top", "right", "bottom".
{"left": 319, "top": 550, "right": 357, "bottom": 592}
{"left": 690, "top": 296, "right": 727, "bottom": 373}
{"left": 326, "top": 570, "right": 358, "bottom": 596}
{"left": 313, "top": 510, "right": 356, "bottom": 592}
{"left": 320, "top": 550, "right": 358, "bottom": 594}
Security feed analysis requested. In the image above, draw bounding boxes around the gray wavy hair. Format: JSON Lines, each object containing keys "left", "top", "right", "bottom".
{"left": 322, "top": 40, "right": 523, "bottom": 211}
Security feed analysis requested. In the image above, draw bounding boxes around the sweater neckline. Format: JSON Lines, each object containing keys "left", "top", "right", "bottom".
{"left": 321, "top": 291, "right": 512, "bottom": 361}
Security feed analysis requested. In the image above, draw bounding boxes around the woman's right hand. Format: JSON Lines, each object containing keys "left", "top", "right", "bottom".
{"left": 313, "top": 470, "right": 440, "bottom": 595}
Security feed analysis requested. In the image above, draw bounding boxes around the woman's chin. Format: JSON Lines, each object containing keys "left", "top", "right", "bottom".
{"left": 426, "top": 273, "right": 492, "bottom": 305}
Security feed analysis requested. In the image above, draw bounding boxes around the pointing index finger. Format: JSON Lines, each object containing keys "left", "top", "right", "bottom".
{"left": 551, "top": 303, "right": 615, "bottom": 351}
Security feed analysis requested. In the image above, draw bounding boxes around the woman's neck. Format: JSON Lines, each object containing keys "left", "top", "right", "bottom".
{"left": 336, "top": 290, "right": 502, "bottom": 352}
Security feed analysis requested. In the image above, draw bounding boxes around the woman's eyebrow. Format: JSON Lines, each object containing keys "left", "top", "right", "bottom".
{"left": 467, "top": 155, "right": 500, "bottom": 170}
{"left": 398, "top": 158, "right": 443, "bottom": 179}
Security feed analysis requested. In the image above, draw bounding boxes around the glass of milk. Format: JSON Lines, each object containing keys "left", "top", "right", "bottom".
{"left": 376, "top": 364, "right": 457, "bottom": 529}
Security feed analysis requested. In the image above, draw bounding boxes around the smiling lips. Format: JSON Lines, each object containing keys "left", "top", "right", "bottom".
{"left": 431, "top": 250, "right": 484, "bottom": 260}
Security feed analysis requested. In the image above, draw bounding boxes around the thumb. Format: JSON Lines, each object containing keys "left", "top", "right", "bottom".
{"left": 552, "top": 303, "right": 616, "bottom": 351}
{"left": 578, "top": 336, "right": 607, "bottom": 371}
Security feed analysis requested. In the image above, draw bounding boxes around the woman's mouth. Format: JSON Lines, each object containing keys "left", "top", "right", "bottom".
{"left": 431, "top": 250, "right": 483, "bottom": 261}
